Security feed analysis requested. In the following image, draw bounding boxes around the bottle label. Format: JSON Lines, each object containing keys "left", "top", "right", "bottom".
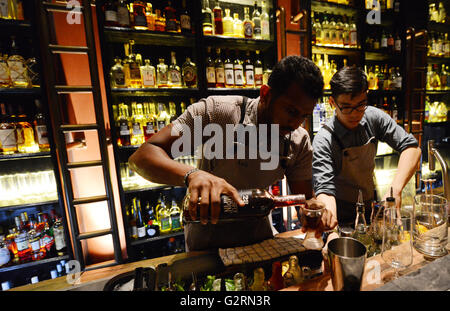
{"left": 180, "top": 15, "right": 191, "bottom": 30}
{"left": 113, "top": 71, "right": 126, "bottom": 87}
{"left": 0, "top": 0, "right": 9, "bottom": 17}
{"left": 206, "top": 67, "right": 216, "bottom": 83}
{"left": 171, "top": 215, "right": 181, "bottom": 230}
{"left": 129, "top": 63, "right": 141, "bottom": 80}
{"left": 395, "top": 40, "right": 401, "bottom": 51}
{"left": 183, "top": 66, "right": 196, "bottom": 85}
{"left": 166, "top": 20, "right": 178, "bottom": 32}
{"left": 234, "top": 65, "right": 244, "bottom": 86}
{"left": 137, "top": 226, "right": 146, "bottom": 238}
{"left": 245, "top": 69, "right": 255, "bottom": 86}
{"left": 0, "top": 129, "right": 16, "bottom": 149}
{"left": 244, "top": 22, "right": 253, "bottom": 37}
{"left": 7, "top": 60, "right": 28, "bottom": 83}
{"left": 105, "top": 10, "right": 118, "bottom": 22}
{"left": 381, "top": 38, "right": 388, "bottom": 48}
{"left": 255, "top": 67, "right": 263, "bottom": 85}
{"left": 157, "top": 120, "right": 167, "bottom": 131}
{"left": 119, "top": 124, "right": 130, "bottom": 136}
{"left": 54, "top": 227, "right": 66, "bottom": 251}
{"left": 15, "top": 236, "right": 28, "bottom": 252}
{"left": 145, "top": 123, "right": 155, "bottom": 135}
{"left": 160, "top": 217, "right": 171, "bottom": 231}
{"left": 158, "top": 70, "right": 168, "bottom": 84}
{"left": 216, "top": 67, "right": 225, "bottom": 83}
{"left": 42, "top": 234, "right": 54, "bottom": 250}
{"left": 132, "top": 123, "right": 142, "bottom": 135}
{"left": 134, "top": 15, "right": 147, "bottom": 27}
{"left": 0, "top": 62, "right": 9, "bottom": 83}
{"left": 169, "top": 70, "right": 182, "bottom": 84}
{"left": 225, "top": 64, "right": 234, "bottom": 85}
{"left": 131, "top": 225, "right": 137, "bottom": 237}
{"left": 147, "top": 227, "right": 157, "bottom": 237}
{"left": 350, "top": 31, "right": 357, "bottom": 46}
{"left": 117, "top": 7, "right": 130, "bottom": 26}
{"left": 221, "top": 195, "right": 239, "bottom": 214}
{"left": 142, "top": 68, "right": 155, "bottom": 87}
{"left": 30, "top": 239, "right": 40, "bottom": 252}
{"left": 261, "top": 20, "right": 270, "bottom": 38}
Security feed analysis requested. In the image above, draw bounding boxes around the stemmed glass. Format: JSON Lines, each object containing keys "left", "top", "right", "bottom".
{"left": 381, "top": 208, "right": 413, "bottom": 281}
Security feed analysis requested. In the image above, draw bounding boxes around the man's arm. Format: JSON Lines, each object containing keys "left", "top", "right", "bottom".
{"left": 383, "top": 146, "right": 421, "bottom": 208}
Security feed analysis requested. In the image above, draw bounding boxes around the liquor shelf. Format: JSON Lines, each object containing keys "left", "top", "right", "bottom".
{"left": 427, "top": 56, "right": 450, "bottom": 63}
{"left": 203, "top": 35, "right": 275, "bottom": 52}
{"left": 103, "top": 27, "right": 196, "bottom": 47}
{"left": 0, "top": 151, "right": 51, "bottom": 161}
{"left": 428, "top": 21, "right": 450, "bottom": 33}
{"left": 426, "top": 89, "right": 450, "bottom": 94}
{"left": 312, "top": 45, "right": 361, "bottom": 56}
{"left": 129, "top": 231, "right": 184, "bottom": 247}
{"left": 110, "top": 87, "right": 199, "bottom": 97}
{"left": 0, "top": 87, "right": 41, "bottom": 96}
{"left": 311, "top": 0, "right": 358, "bottom": 14}
{"left": 0, "top": 255, "right": 69, "bottom": 274}
{"left": 0, "top": 200, "right": 59, "bottom": 211}
{"left": 365, "top": 51, "right": 402, "bottom": 61}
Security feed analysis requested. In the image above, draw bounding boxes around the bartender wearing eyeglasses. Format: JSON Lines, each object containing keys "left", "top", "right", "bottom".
{"left": 312, "top": 67, "right": 421, "bottom": 239}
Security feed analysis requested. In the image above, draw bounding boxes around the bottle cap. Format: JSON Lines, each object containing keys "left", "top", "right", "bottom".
{"left": 31, "top": 276, "right": 39, "bottom": 284}
{"left": 1, "top": 281, "right": 11, "bottom": 291}
{"left": 386, "top": 187, "right": 395, "bottom": 202}
{"left": 50, "top": 270, "right": 58, "bottom": 279}
{"left": 56, "top": 264, "right": 62, "bottom": 272}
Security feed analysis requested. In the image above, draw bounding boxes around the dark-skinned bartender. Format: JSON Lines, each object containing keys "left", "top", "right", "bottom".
{"left": 129, "top": 56, "right": 337, "bottom": 252}
{"left": 312, "top": 66, "right": 421, "bottom": 248}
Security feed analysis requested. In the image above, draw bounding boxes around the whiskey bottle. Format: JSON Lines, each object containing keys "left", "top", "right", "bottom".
{"left": 103, "top": 0, "right": 118, "bottom": 27}
{"left": 156, "top": 58, "right": 168, "bottom": 88}
{"left": 126, "top": 40, "right": 142, "bottom": 88}
{"left": 154, "top": 9, "right": 165, "bottom": 32}
{"left": 0, "top": 102, "right": 17, "bottom": 154}
{"left": 394, "top": 32, "right": 401, "bottom": 53}
{"left": 157, "top": 197, "right": 172, "bottom": 234}
{"left": 202, "top": 0, "right": 214, "bottom": 35}
{"left": 156, "top": 103, "right": 170, "bottom": 131}
{"left": 254, "top": 50, "right": 263, "bottom": 87}
{"left": 110, "top": 58, "right": 126, "bottom": 88}
{"left": 132, "top": 0, "right": 148, "bottom": 30}
{"left": 182, "top": 188, "right": 306, "bottom": 222}
{"left": 243, "top": 7, "right": 253, "bottom": 39}
{"left": 25, "top": 43, "right": 40, "bottom": 88}
{"left": 223, "top": 8, "right": 234, "bottom": 37}
{"left": 14, "top": 216, "right": 30, "bottom": 263}
{"left": 342, "top": 15, "right": 350, "bottom": 48}
{"left": 28, "top": 219, "right": 44, "bottom": 261}
{"left": 0, "top": 0, "right": 14, "bottom": 19}
{"left": 143, "top": 103, "right": 156, "bottom": 140}
{"left": 387, "top": 32, "right": 394, "bottom": 54}
{"left": 182, "top": 57, "right": 197, "bottom": 88}
{"left": 145, "top": 3, "right": 155, "bottom": 31}
{"left": 212, "top": 0, "right": 223, "bottom": 35}
{"left": 206, "top": 47, "right": 216, "bottom": 88}
{"left": 260, "top": 1, "right": 270, "bottom": 40}
{"left": 134, "top": 198, "right": 146, "bottom": 239}
{"left": 233, "top": 13, "right": 244, "bottom": 38}
{"left": 233, "top": 50, "right": 244, "bottom": 88}
{"left": 169, "top": 101, "right": 177, "bottom": 122}
{"left": 145, "top": 202, "right": 160, "bottom": 238}
{"left": 215, "top": 48, "right": 225, "bottom": 88}
{"left": 117, "top": 103, "right": 131, "bottom": 146}
{"left": 0, "top": 45, "right": 11, "bottom": 88}
{"left": 224, "top": 50, "right": 235, "bottom": 87}
{"left": 169, "top": 199, "right": 182, "bottom": 232}
{"left": 7, "top": 37, "right": 30, "bottom": 88}
{"left": 380, "top": 30, "right": 388, "bottom": 50}
{"left": 180, "top": 0, "right": 191, "bottom": 34}
{"left": 52, "top": 217, "right": 67, "bottom": 256}
{"left": 131, "top": 102, "right": 145, "bottom": 145}
{"left": 16, "top": 105, "right": 39, "bottom": 153}
{"left": 349, "top": 17, "right": 357, "bottom": 48}
{"left": 117, "top": 0, "right": 130, "bottom": 27}
{"left": 244, "top": 51, "right": 255, "bottom": 88}
{"left": 168, "top": 51, "right": 182, "bottom": 88}
{"left": 252, "top": 1, "right": 261, "bottom": 39}
{"left": 140, "top": 59, "right": 156, "bottom": 88}
{"left": 164, "top": 0, "right": 178, "bottom": 33}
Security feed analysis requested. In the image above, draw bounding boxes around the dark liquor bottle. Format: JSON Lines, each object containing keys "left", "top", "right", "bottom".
{"left": 206, "top": 47, "right": 216, "bottom": 88}
{"left": 182, "top": 57, "right": 197, "bottom": 88}
{"left": 132, "top": 0, "right": 148, "bottom": 30}
{"left": 212, "top": 0, "right": 223, "bottom": 35}
{"left": 103, "top": 0, "right": 118, "bottom": 27}
{"left": 202, "top": 0, "right": 213, "bottom": 35}
{"left": 33, "top": 101, "right": 50, "bottom": 152}
{"left": 134, "top": 198, "right": 146, "bottom": 239}
{"left": 179, "top": 0, "right": 191, "bottom": 34}
{"left": 117, "top": 0, "right": 130, "bottom": 27}
{"left": 233, "top": 50, "right": 244, "bottom": 88}
{"left": 224, "top": 50, "right": 234, "bottom": 87}
{"left": 214, "top": 48, "right": 225, "bottom": 88}
{"left": 244, "top": 50, "right": 255, "bottom": 88}
{"left": 164, "top": 1, "right": 178, "bottom": 33}
{"left": 254, "top": 50, "right": 263, "bottom": 87}
{"left": 182, "top": 188, "right": 306, "bottom": 222}
{"left": 145, "top": 202, "right": 160, "bottom": 238}
{"left": 117, "top": 103, "right": 131, "bottom": 146}
{"left": 387, "top": 32, "right": 394, "bottom": 54}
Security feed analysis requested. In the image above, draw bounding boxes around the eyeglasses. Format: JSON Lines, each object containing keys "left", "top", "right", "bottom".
{"left": 336, "top": 102, "right": 367, "bottom": 114}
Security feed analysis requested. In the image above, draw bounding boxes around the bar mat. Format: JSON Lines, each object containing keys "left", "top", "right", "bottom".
{"left": 219, "top": 237, "right": 306, "bottom": 266}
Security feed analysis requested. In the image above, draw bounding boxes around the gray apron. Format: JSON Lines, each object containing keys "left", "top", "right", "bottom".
{"left": 322, "top": 124, "right": 377, "bottom": 226}
{"left": 185, "top": 97, "right": 287, "bottom": 251}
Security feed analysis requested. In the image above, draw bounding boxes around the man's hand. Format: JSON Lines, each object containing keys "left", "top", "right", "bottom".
{"left": 187, "top": 170, "right": 244, "bottom": 225}
{"left": 300, "top": 198, "right": 338, "bottom": 238}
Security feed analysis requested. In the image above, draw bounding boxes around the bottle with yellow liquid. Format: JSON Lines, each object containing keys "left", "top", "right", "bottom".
{"left": 7, "top": 37, "right": 30, "bottom": 88}
{"left": 157, "top": 196, "right": 172, "bottom": 234}
{"left": 15, "top": 105, "right": 38, "bottom": 153}
{"left": 156, "top": 102, "right": 171, "bottom": 131}
{"left": 233, "top": 13, "right": 244, "bottom": 38}
{"left": 130, "top": 102, "right": 145, "bottom": 146}
{"left": 222, "top": 8, "right": 234, "bottom": 37}
{"left": 0, "top": 50, "right": 11, "bottom": 88}
{"left": 169, "top": 198, "right": 182, "bottom": 232}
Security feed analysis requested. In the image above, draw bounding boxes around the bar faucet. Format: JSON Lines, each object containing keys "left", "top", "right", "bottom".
{"left": 427, "top": 140, "right": 450, "bottom": 202}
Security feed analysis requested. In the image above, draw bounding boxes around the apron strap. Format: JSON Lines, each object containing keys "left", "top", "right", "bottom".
{"left": 322, "top": 124, "right": 345, "bottom": 150}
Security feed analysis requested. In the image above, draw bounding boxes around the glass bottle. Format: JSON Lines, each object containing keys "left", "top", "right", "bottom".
{"left": 431, "top": 64, "right": 441, "bottom": 89}
{"left": 141, "top": 59, "right": 156, "bottom": 88}
{"left": 164, "top": 0, "right": 178, "bottom": 33}
{"left": 110, "top": 58, "right": 126, "bottom": 88}
{"left": 394, "top": 32, "right": 401, "bottom": 53}
{"left": 33, "top": 102, "right": 50, "bottom": 152}
{"left": 349, "top": 17, "right": 357, "bottom": 48}
{"left": 156, "top": 103, "right": 170, "bottom": 131}
{"left": 16, "top": 105, "right": 38, "bottom": 153}
{"left": 261, "top": 0, "right": 270, "bottom": 40}
{"left": 180, "top": 0, "right": 191, "bottom": 34}
{"left": 352, "top": 190, "right": 375, "bottom": 257}
{"left": 223, "top": 8, "right": 234, "bottom": 37}
{"left": 154, "top": 9, "right": 165, "bottom": 32}
{"left": 233, "top": 13, "right": 244, "bottom": 38}
{"left": 202, "top": 0, "right": 214, "bottom": 36}
{"left": 252, "top": 0, "right": 261, "bottom": 40}
{"left": 157, "top": 197, "right": 172, "bottom": 234}
{"left": 117, "top": 0, "right": 130, "bottom": 27}
{"left": 0, "top": 103, "right": 16, "bottom": 155}
{"left": 243, "top": 7, "right": 253, "bottom": 39}
{"left": 28, "top": 220, "right": 44, "bottom": 261}
{"left": 0, "top": 0, "right": 15, "bottom": 19}
{"left": 254, "top": 50, "right": 263, "bottom": 87}
{"left": 214, "top": 48, "right": 225, "bottom": 88}
{"left": 131, "top": 102, "right": 145, "bottom": 145}
{"left": 143, "top": 103, "right": 156, "bottom": 140}
{"left": 145, "top": 3, "right": 155, "bottom": 31}
{"left": 213, "top": 0, "right": 223, "bottom": 35}
{"left": 387, "top": 32, "right": 395, "bottom": 54}
{"left": 328, "top": 14, "right": 337, "bottom": 47}
{"left": 25, "top": 44, "right": 40, "bottom": 88}
{"left": 0, "top": 46, "right": 11, "bottom": 88}
{"left": 342, "top": 15, "right": 350, "bottom": 48}
{"left": 117, "top": 103, "right": 131, "bottom": 146}
{"left": 52, "top": 217, "right": 66, "bottom": 257}
{"left": 8, "top": 37, "right": 30, "bottom": 88}
{"left": 169, "top": 199, "right": 182, "bottom": 232}
{"left": 224, "top": 50, "right": 235, "bottom": 87}
{"left": 321, "top": 13, "right": 330, "bottom": 46}
{"left": 127, "top": 40, "right": 142, "bottom": 88}
{"left": 182, "top": 57, "right": 197, "bottom": 88}
{"left": 103, "top": 0, "right": 118, "bottom": 27}
{"left": 244, "top": 50, "right": 255, "bottom": 88}
{"left": 14, "top": 227, "right": 30, "bottom": 264}
{"left": 183, "top": 188, "right": 306, "bottom": 222}
{"left": 168, "top": 52, "right": 182, "bottom": 88}
{"left": 233, "top": 50, "right": 244, "bottom": 88}
{"left": 156, "top": 58, "right": 168, "bottom": 88}
{"left": 132, "top": 0, "right": 147, "bottom": 30}
{"left": 206, "top": 47, "right": 216, "bottom": 88}
{"left": 133, "top": 198, "right": 146, "bottom": 239}
{"left": 335, "top": 16, "right": 344, "bottom": 47}
{"left": 381, "top": 31, "right": 388, "bottom": 50}
{"left": 145, "top": 202, "right": 160, "bottom": 238}
{"left": 168, "top": 102, "right": 177, "bottom": 123}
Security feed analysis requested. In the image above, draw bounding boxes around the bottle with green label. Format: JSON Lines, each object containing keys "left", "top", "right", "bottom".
{"left": 169, "top": 199, "right": 182, "bottom": 232}
{"left": 157, "top": 196, "right": 172, "bottom": 234}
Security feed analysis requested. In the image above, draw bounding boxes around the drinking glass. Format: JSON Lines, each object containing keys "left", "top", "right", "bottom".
{"left": 301, "top": 205, "right": 325, "bottom": 250}
{"left": 381, "top": 208, "right": 413, "bottom": 281}
{"left": 413, "top": 194, "right": 448, "bottom": 258}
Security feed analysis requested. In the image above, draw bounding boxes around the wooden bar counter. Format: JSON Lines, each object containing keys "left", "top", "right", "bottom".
{"left": 9, "top": 228, "right": 450, "bottom": 291}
